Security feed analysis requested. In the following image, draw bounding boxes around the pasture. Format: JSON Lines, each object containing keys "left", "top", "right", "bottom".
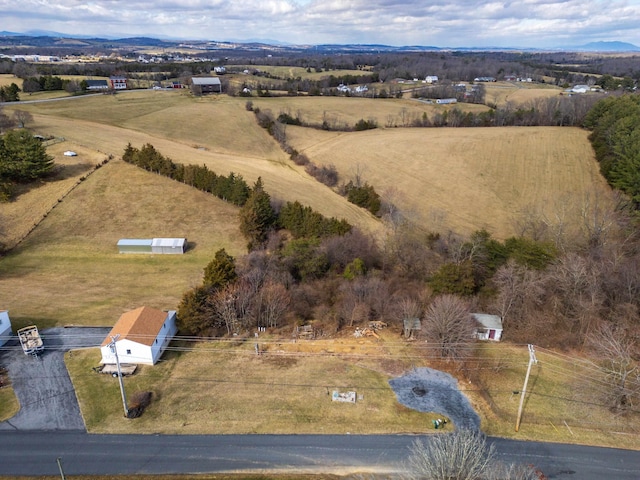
{"left": 286, "top": 124, "right": 612, "bottom": 239}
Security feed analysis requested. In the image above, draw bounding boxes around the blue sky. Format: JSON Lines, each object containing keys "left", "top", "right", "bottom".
{"left": 2, "top": 0, "right": 639, "bottom": 48}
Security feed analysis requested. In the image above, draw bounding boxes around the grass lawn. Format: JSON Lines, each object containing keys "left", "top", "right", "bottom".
{"left": 66, "top": 333, "right": 443, "bottom": 435}
{"left": 0, "top": 386, "right": 19, "bottom": 421}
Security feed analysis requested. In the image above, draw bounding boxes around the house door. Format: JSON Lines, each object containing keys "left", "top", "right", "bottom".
{"left": 489, "top": 329, "right": 496, "bottom": 340}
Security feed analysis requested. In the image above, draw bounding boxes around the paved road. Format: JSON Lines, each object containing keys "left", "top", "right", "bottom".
{"left": 0, "top": 432, "right": 638, "bottom": 478}
{"left": 0, "top": 327, "right": 109, "bottom": 431}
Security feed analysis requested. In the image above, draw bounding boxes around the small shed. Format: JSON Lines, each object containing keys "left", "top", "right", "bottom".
{"left": 100, "top": 306, "right": 177, "bottom": 365}
{"left": 472, "top": 313, "right": 503, "bottom": 341}
{"left": 0, "top": 310, "right": 12, "bottom": 347}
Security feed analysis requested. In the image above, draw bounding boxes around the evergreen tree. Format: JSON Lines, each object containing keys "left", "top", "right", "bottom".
{"left": 203, "top": 248, "right": 237, "bottom": 289}
{"left": 0, "top": 129, "right": 54, "bottom": 183}
{"left": 238, "top": 177, "right": 276, "bottom": 250}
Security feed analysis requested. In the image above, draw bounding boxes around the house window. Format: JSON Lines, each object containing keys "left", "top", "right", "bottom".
{"left": 155, "top": 339, "right": 158, "bottom": 344}
{"left": 126, "top": 349, "right": 131, "bottom": 355}
{"left": 163, "top": 323, "right": 166, "bottom": 329}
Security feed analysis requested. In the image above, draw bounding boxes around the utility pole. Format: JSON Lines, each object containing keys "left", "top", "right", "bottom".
{"left": 56, "top": 457, "right": 66, "bottom": 480}
{"left": 515, "top": 344, "right": 538, "bottom": 432}
{"left": 108, "top": 334, "right": 129, "bottom": 417}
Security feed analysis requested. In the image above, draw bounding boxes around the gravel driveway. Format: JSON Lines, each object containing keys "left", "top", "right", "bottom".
{"left": 0, "top": 327, "right": 109, "bottom": 431}
{"left": 389, "top": 367, "right": 481, "bottom": 431}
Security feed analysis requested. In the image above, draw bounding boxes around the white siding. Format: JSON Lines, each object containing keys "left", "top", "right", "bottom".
{"left": 0, "top": 311, "right": 12, "bottom": 347}
{"left": 101, "top": 338, "right": 154, "bottom": 365}
{"left": 150, "top": 311, "right": 177, "bottom": 364}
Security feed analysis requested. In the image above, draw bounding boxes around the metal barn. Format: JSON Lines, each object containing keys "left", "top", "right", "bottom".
{"left": 151, "top": 238, "right": 186, "bottom": 254}
{"left": 117, "top": 238, "right": 186, "bottom": 254}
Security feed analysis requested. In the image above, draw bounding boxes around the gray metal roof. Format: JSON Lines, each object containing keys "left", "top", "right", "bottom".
{"left": 472, "top": 313, "right": 503, "bottom": 330}
{"left": 117, "top": 239, "right": 153, "bottom": 246}
{"left": 151, "top": 238, "right": 185, "bottom": 248}
{"left": 192, "top": 77, "right": 221, "bottom": 86}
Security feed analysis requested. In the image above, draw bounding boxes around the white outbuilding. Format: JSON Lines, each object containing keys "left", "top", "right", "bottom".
{"left": 0, "top": 310, "right": 12, "bottom": 347}
{"left": 100, "top": 306, "right": 177, "bottom": 365}
{"left": 472, "top": 313, "right": 503, "bottom": 341}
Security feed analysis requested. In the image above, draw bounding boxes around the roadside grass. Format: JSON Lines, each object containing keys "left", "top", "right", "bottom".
{"left": 64, "top": 334, "right": 640, "bottom": 448}
{"left": 0, "top": 386, "right": 19, "bottom": 421}
{"left": 66, "top": 333, "right": 444, "bottom": 435}
{"left": 464, "top": 343, "right": 640, "bottom": 449}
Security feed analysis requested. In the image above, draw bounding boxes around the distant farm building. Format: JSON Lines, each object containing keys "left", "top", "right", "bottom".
{"left": 214, "top": 66, "right": 226, "bottom": 74}
{"left": 435, "top": 98, "right": 457, "bottom": 104}
{"left": 472, "top": 313, "right": 503, "bottom": 341}
{"left": 191, "top": 76, "right": 222, "bottom": 94}
{"left": 109, "top": 76, "right": 128, "bottom": 90}
{"left": 100, "top": 306, "right": 177, "bottom": 365}
{"left": 85, "top": 79, "right": 109, "bottom": 91}
{"left": 474, "top": 76, "right": 497, "bottom": 82}
{"left": 117, "top": 238, "right": 187, "bottom": 254}
{"left": 0, "top": 310, "right": 12, "bottom": 347}
{"left": 425, "top": 75, "right": 439, "bottom": 84}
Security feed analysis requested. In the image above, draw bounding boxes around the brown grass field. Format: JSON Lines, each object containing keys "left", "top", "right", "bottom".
{"left": 483, "top": 81, "right": 564, "bottom": 106}
{"left": 2, "top": 89, "right": 637, "bottom": 449}
{"left": 287, "top": 124, "right": 612, "bottom": 239}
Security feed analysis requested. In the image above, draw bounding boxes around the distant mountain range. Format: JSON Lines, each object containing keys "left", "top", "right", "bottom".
{"left": 0, "top": 31, "right": 638, "bottom": 53}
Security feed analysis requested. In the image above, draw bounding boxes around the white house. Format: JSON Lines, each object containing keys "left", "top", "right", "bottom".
{"left": 425, "top": 75, "right": 439, "bottom": 84}
{"left": 100, "top": 307, "right": 177, "bottom": 365}
{"left": 472, "top": 313, "right": 503, "bottom": 341}
{"left": 0, "top": 310, "right": 12, "bottom": 347}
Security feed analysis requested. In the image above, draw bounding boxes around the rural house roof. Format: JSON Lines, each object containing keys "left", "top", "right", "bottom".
{"left": 472, "top": 313, "right": 503, "bottom": 331}
{"left": 191, "top": 77, "right": 221, "bottom": 86}
{"left": 101, "top": 306, "right": 170, "bottom": 347}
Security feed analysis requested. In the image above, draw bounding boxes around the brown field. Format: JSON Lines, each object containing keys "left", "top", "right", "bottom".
{"left": 484, "top": 82, "right": 564, "bottom": 106}
{"left": 251, "top": 96, "right": 489, "bottom": 129}
{"left": 287, "top": 125, "right": 612, "bottom": 239}
{"left": 0, "top": 73, "right": 22, "bottom": 89}
{"left": 235, "top": 65, "right": 371, "bottom": 81}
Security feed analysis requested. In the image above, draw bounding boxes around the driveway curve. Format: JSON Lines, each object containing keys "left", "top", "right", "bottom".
{"left": 0, "top": 327, "right": 109, "bottom": 431}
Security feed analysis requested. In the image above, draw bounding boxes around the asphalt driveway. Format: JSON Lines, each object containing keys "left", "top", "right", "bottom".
{"left": 0, "top": 327, "right": 109, "bottom": 431}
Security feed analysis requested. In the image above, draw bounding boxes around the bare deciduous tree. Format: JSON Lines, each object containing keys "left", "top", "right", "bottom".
{"left": 422, "top": 294, "right": 474, "bottom": 360}
{"left": 404, "top": 430, "right": 542, "bottom": 480}
{"left": 404, "top": 429, "right": 494, "bottom": 480}
{"left": 12, "top": 110, "right": 33, "bottom": 128}
{"left": 255, "top": 281, "right": 290, "bottom": 329}
{"left": 586, "top": 323, "right": 640, "bottom": 412}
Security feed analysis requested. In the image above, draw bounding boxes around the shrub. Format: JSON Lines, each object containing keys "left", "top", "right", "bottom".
{"left": 354, "top": 118, "right": 378, "bottom": 131}
{"left": 305, "top": 163, "right": 339, "bottom": 187}
{"left": 127, "top": 391, "right": 153, "bottom": 419}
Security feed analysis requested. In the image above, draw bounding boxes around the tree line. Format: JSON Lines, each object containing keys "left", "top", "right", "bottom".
{"left": 584, "top": 94, "right": 640, "bottom": 208}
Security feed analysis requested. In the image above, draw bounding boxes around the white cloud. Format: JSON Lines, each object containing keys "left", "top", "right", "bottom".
{"left": 1, "top": 0, "right": 639, "bottom": 47}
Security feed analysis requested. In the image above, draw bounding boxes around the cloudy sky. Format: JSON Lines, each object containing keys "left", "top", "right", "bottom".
{"left": 2, "top": 0, "right": 640, "bottom": 48}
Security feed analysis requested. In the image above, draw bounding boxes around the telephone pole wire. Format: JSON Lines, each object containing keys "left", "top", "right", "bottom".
{"left": 515, "top": 343, "right": 538, "bottom": 432}
{"left": 108, "top": 334, "right": 129, "bottom": 417}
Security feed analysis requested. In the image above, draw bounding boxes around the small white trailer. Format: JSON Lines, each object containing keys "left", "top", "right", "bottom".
{"left": 17, "top": 325, "right": 44, "bottom": 357}
{"left": 94, "top": 364, "right": 137, "bottom": 377}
